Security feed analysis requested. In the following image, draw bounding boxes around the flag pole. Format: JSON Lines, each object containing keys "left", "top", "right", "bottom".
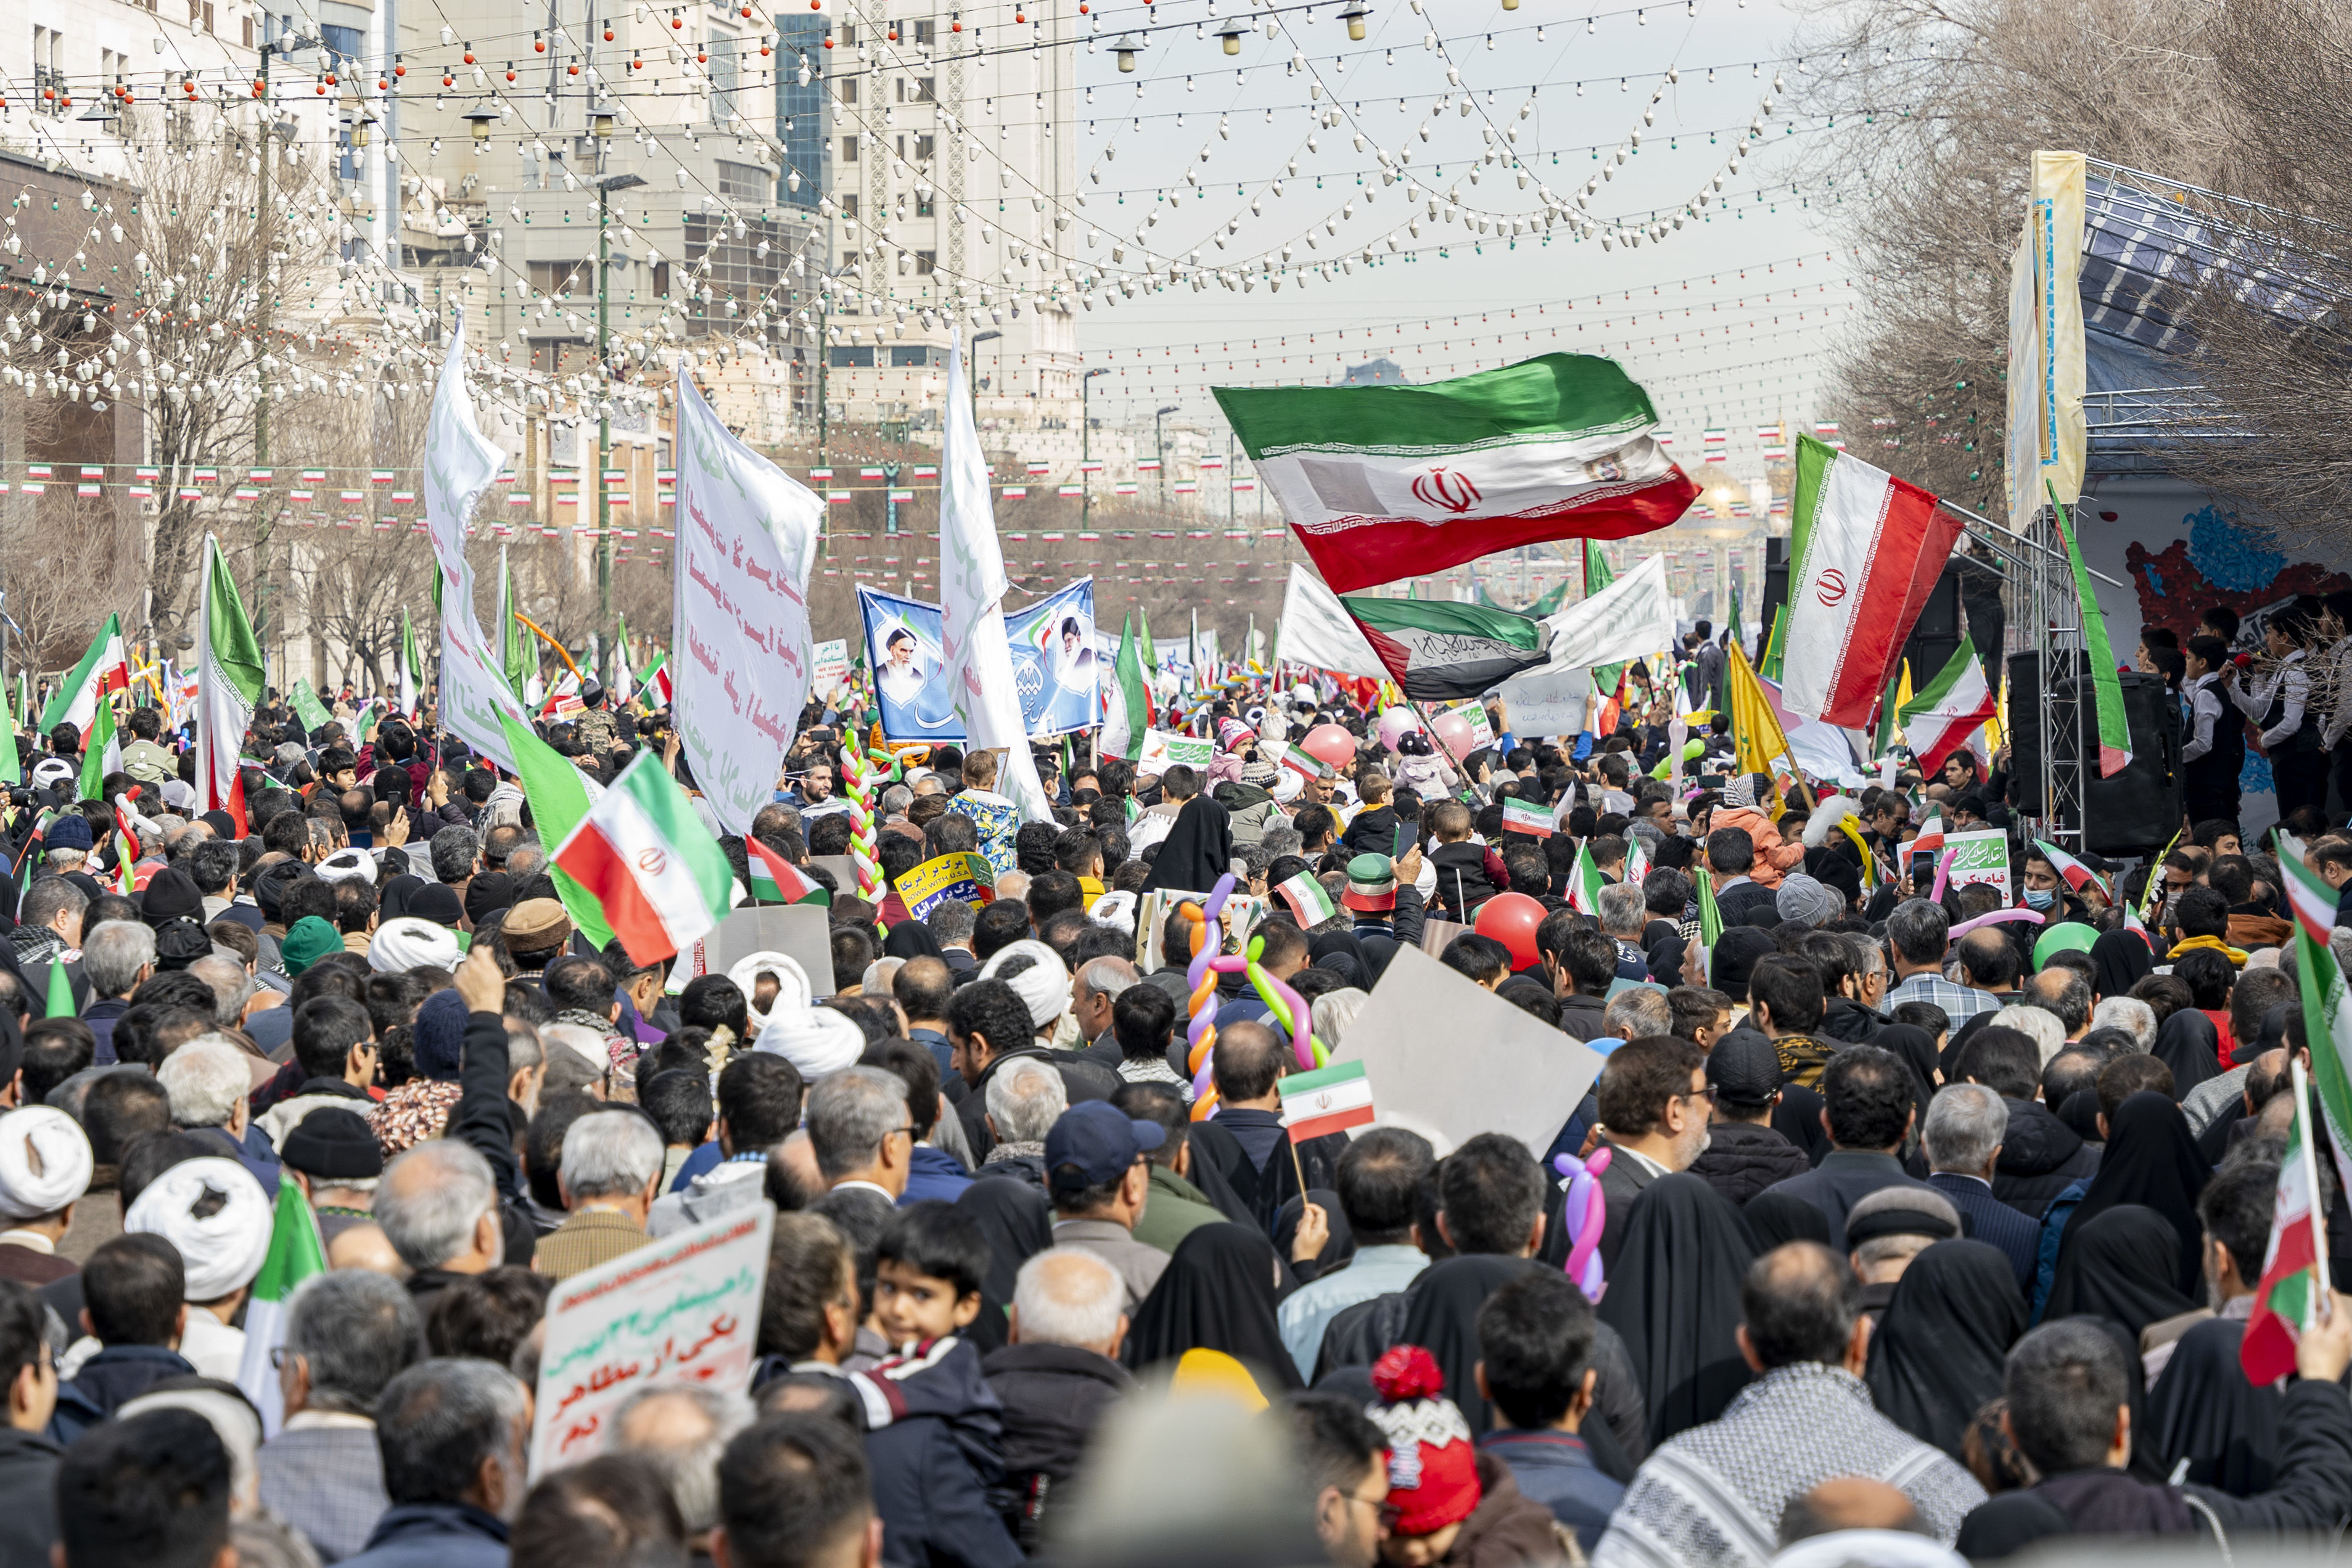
{"left": 2296, "top": 1057, "right": 2334, "bottom": 1317}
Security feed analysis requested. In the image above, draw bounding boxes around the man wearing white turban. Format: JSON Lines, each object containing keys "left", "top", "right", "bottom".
{"left": 0, "top": 1107, "right": 92, "bottom": 1286}
{"left": 367, "top": 917, "right": 461, "bottom": 974}
{"left": 123, "top": 1156, "right": 271, "bottom": 1380}
{"left": 979, "top": 938, "right": 1073, "bottom": 1038}
{"left": 731, "top": 950, "right": 868, "bottom": 1077}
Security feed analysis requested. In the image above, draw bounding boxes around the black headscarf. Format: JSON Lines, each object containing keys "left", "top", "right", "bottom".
{"left": 2153, "top": 1008, "right": 2223, "bottom": 1099}
{"left": 883, "top": 919, "right": 944, "bottom": 959}
{"left": 1597, "top": 1173, "right": 1759, "bottom": 1447}
{"left": 1743, "top": 1190, "right": 1833, "bottom": 1250}
{"left": 2145, "top": 1315, "right": 2284, "bottom": 1496}
{"left": 1864, "top": 1239, "right": 2026, "bottom": 1459}
{"left": 1394, "top": 1254, "right": 1547, "bottom": 1437}
{"left": 2091, "top": 929, "right": 2155, "bottom": 999}
{"left": 379, "top": 874, "right": 424, "bottom": 921}
{"left": 1140, "top": 794, "right": 1236, "bottom": 895}
{"left": 1875, "top": 1022, "right": 1941, "bottom": 1140}
{"left": 954, "top": 1178, "right": 1053, "bottom": 1353}
{"left": 2063, "top": 1090, "right": 2209, "bottom": 1295}
{"left": 2041, "top": 1205, "right": 2200, "bottom": 1337}
{"left": 1125, "top": 1223, "right": 1301, "bottom": 1392}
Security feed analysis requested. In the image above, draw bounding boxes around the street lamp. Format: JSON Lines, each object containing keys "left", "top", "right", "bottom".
{"left": 463, "top": 103, "right": 498, "bottom": 149}
{"left": 593, "top": 169, "right": 648, "bottom": 684}
{"left": 1079, "top": 366, "right": 1108, "bottom": 525}
{"left": 1154, "top": 404, "right": 1179, "bottom": 506}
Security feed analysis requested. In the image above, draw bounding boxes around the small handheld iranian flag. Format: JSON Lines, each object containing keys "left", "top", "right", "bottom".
{"left": 2276, "top": 837, "right": 2352, "bottom": 1202}
{"left": 39, "top": 614, "right": 131, "bottom": 736}
{"left": 1910, "top": 808, "right": 1946, "bottom": 860}
{"left": 1625, "top": 832, "right": 1651, "bottom": 884}
{"left": 1280, "top": 744, "right": 1333, "bottom": 782}
{"left": 553, "top": 751, "right": 734, "bottom": 966}
{"left": 236, "top": 1173, "right": 327, "bottom": 1438}
{"left": 2031, "top": 839, "right": 2108, "bottom": 900}
{"left": 1566, "top": 837, "right": 1605, "bottom": 916}
{"left": 1898, "top": 642, "right": 1998, "bottom": 777}
{"left": 1500, "top": 798, "right": 1553, "bottom": 838}
{"left": 2243, "top": 1057, "right": 2332, "bottom": 1384}
{"left": 1275, "top": 866, "right": 1338, "bottom": 926}
{"left": 746, "top": 835, "right": 831, "bottom": 906}
{"left": 1279, "top": 1059, "right": 1376, "bottom": 1142}
{"left": 76, "top": 696, "right": 120, "bottom": 802}
{"left": 197, "top": 536, "right": 265, "bottom": 834}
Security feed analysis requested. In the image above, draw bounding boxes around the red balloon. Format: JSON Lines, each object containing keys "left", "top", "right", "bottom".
{"left": 1301, "top": 723, "right": 1357, "bottom": 771}
{"left": 1474, "top": 892, "right": 1548, "bottom": 972}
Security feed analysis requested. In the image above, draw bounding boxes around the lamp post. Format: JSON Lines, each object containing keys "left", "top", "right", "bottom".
{"left": 1153, "top": 404, "right": 1179, "bottom": 506}
{"left": 1079, "top": 366, "right": 1108, "bottom": 525}
{"left": 593, "top": 163, "right": 647, "bottom": 684}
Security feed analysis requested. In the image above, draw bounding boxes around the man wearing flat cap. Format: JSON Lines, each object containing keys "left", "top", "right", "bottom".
{"left": 1844, "top": 1185, "right": 1963, "bottom": 1324}
{"left": 501, "top": 897, "right": 572, "bottom": 974}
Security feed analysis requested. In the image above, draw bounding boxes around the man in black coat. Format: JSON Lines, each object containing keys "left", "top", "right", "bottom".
{"left": 1752, "top": 1045, "right": 1939, "bottom": 1250}
{"left": 1590, "top": 1036, "right": 1715, "bottom": 1274}
{"left": 1952, "top": 1025, "right": 2100, "bottom": 1220}
{"left": 981, "top": 1247, "right": 1136, "bottom": 1551}
{"left": 0, "top": 1279, "right": 60, "bottom": 1567}
{"left": 1687, "top": 1036, "right": 1809, "bottom": 1208}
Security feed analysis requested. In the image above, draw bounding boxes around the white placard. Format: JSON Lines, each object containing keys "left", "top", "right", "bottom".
{"left": 1139, "top": 729, "right": 1216, "bottom": 772}
{"left": 1943, "top": 827, "right": 2013, "bottom": 903}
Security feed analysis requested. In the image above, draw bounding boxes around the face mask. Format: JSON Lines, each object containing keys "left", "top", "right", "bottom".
{"left": 2023, "top": 888, "right": 2056, "bottom": 911}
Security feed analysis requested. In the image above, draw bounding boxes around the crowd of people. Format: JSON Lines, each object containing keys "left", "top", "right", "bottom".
{"left": 4, "top": 660, "right": 2352, "bottom": 1568}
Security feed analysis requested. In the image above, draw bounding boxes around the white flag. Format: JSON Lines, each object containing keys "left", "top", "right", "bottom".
{"left": 419, "top": 314, "right": 528, "bottom": 770}
{"left": 939, "top": 331, "right": 1053, "bottom": 825}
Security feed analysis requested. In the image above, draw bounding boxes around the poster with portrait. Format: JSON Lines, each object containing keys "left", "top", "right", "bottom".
{"left": 859, "top": 581, "right": 1097, "bottom": 742}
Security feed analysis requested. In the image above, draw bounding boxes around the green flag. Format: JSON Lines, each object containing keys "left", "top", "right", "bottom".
{"left": 1137, "top": 606, "right": 1157, "bottom": 676}
{"left": 0, "top": 668, "right": 21, "bottom": 787}
{"left": 290, "top": 681, "right": 332, "bottom": 733}
{"left": 1101, "top": 616, "right": 1149, "bottom": 761}
{"left": 43, "top": 958, "right": 72, "bottom": 1020}
{"left": 1529, "top": 578, "right": 1570, "bottom": 617}
{"left": 77, "top": 696, "right": 118, "bottom": 801}
{"left": 500, "top": 546, "right": 533, "bottom": 703}
{"left": 2050, "top": 483, "right": 2132, "bottom": 776}
{"left": 234, "top": 1173, "right": 328, "bottom": 1433}
{"left": 1696, "top": 861, "right": 1724, "bottom": 948}
{"left": 1584, "top": 541, "right": 1626, "bottom": 692}
{"left": 495, "top": 709, "right": 618, "bottom": 949}
{"left": 1761, "top": 605, "right": 1789, "bottom": 682}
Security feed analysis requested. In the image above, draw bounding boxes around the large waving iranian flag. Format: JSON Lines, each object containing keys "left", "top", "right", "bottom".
{"left": 196, "top": 536, "right": 265, "bottom": 834}
{"left": 1214, "top": 354, "right": 1696, "bottom": 594}
{"left": 38, "top": 614, "right": 130, "bottom": 735}
{"left": 1898, "top": 642, "right": 1997, "bottom": 776}
{"left": 552, "top": 750, "right": 733, "bottom": 966}
{"left": 1783, "top": 435, "right": 1963, "bottom": 728}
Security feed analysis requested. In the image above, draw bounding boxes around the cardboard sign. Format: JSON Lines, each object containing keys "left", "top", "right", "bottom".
{"left": 1139, "top": 729, "right": 1216, "bottom": 773}
{"left": 1336, "top": 945, "right": 1606, "bottom": 1157}
{"left": 1442, "top": 700, "right": 1497, "bottom": 749}
{"left": 1943, "top": 827, "right": 2013, "bottom": 903}
{"left": 811, "top": 854, "right": 862, "bottom": 895}
{"left": 897, "top": 852, "right": 997, "bottom": 919}
{"left": 811, "top": 639, "right": 851, "bottom": 699}
{"left": 1135, "top": 889, "right": 1271, "bottom": 973}
{"left": 532, "top": 1204, "right": 773, "bottom": 1473}
{"left": 680, "top": 905, "right": 836, "bottom": 993}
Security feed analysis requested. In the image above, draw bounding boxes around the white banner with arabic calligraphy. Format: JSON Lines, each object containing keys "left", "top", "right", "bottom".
{"left": 530, "top": 1204, "right": 773, "bottom": 1474}
{"left": 671, "top": 366, "right": 824, "bottom": 834}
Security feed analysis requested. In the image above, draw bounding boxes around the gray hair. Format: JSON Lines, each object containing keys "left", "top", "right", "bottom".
{"left": 505, "top": 1022, "right": 545, "bottom": 1075}
{"left": 285, "top": 1270, "right": 424, "bottom": 1414}
{"left": 506, "top": 844, "right": 548, "bottom": 885}
{"left": 19, "top": 876, "right": 86, "bottom": 934}
{"left": 1075, "top": 958, "right": 1137, "bottom": 1004}
{"left": 43, "top": 848, "right": 85, "bottom": 873}
{"left": 1013, "top": 1246, "right": 1124, "bottom": 1348}
{"left": 1602, "top": 987, "right": 1672, "bottom": 1042}
{"left": 1847, "top": 1185, "right": 1962, "bottom": 1271}
{"left": 611, "top": 1383, "right": 755, "bottom": 1533}
{"left": 987, "top": 1056, "right": 1067, "bottom": 1144}
{"left": 187, "top": 954, "right": 254, "bottom": 1029}
{"left": 157, "top": 1035, "right": 252, "bottom": 1128}
{"left": 1260, "top": 826, "right": 1304, "bottom": 861}
{"left": 559, "top": 1110, "right": 665, "bottom": 1201}
{"left": 805, "top": 1066, "right": 909, "bottom": 1182}
{"left": 928, "top": 898, "right": 978, "bottom": 946}
{"left": 879, "top": 784, "right": 914, "bottom": 816}
{"left": 377, "top": 1140, "right": 500, "bottom": 1271}
{"left": 1885, "top": 899, "right": 1949, "bottom": 967}
{"left": 2090, "top": 996, "right": 2155, "bottom": 1051}
{"left": 1992, "top": 1004, "right": 2066, "bottom": 1068}
{"left": 83, "top": 920, "right": 157, "bottom": 999}
{"left": 1922, "top": 1083, "right": 2007, "bottom": 1176}
{"left": 376, "top": 1359, "right": 529, "bottom": 1507}
{"left": 429, "top": 826, "right": 480, "bottom": 884}
{"left": 1596, "top": 882, "right": 1647, "bottom": 938}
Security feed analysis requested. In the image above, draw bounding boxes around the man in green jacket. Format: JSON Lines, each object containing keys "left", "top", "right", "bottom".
{"left": 1112, "top": 1082, "right": 1227, "bottom": 1255}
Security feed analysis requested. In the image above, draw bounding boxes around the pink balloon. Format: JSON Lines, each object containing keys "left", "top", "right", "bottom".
{"left": 1431, "top": 711, "right": 1476, "bottom": 760}
{"left": 1376, "top": 708, "right": 1421, "bottom": 755}
{"left": 1302, "top": 723, "right": 1357, "bottom": 770}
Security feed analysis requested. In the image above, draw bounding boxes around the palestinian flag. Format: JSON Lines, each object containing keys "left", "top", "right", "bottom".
{"left": 1337, "top": 597, "right": 1553, "bottom": 702}
{"left": 2031, "top": 839, "right": 2109, "bottom": 900}
{"left": 2278, "top": 840, "right": 2352, "bottom": 1204}
{"left": 76, "top": 697, "right": 119, "bottom": 801}
{"left": 552, "top": 751, "right": 733, "bottom": 966}
{"left": 1782, "top": 435, "right": 1963, "bottom": 728}
{"left": 1501, "top": 798, "right": 1553, "bottom": 838}
{"left": 1275, "top": 866, "right": 1337, "bottom": 925}
{"left": 2243, "top": 1057, "right": 2331, "bottom": 1384}
{"left": 1100, "top": 615, "right": 1150, "bottom": 761}
{"left": 197, "top": 537, "right": 265, "bottom": 835}
{"left": 2052, "top": 489, "right": 2132, "bottom": 777}
{"left": 1279, "top": 1059, "right": 1376, "bottom": 1141}
{"left": 746, "top": 835, "right": 831, "bottom": 906}
{"left": 235, "top": 1173, "right": 327, "bottom": 1439}
{"left": 1899, "top": 642, "right": 1997, "bottom": 777}
{"left": 39, "top": 614, "right": 131, "bottom": 734}
{"left": 1566, "top": 837, "right": 1605, "bottom": 916}
{"left": 1213, "top": 353, "right": 1697, "bottom": 594}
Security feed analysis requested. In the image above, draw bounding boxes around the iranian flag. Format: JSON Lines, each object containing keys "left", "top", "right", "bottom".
{"left": 552, "top": 750, "right": 734, "bottom": 966}
{"left": 1501, "top": 798, "right": 1553, "bottom": 838}
{"left": 1898, "top": 642, "right": 1997, "bottom": 777}
{"left": 1338, "top": 597, "right": 1553, "bottom": 701}
{"left": 495, "top": 711, "right": 616, "bottom": 950}
{"left": 39, "top": 614, "right": 131, "bottom": 735}
{"left": 2277, "top": 839, "right": 2352, "bottom": 1203}
{"left": 196, "top": 536, "right": 265, "bottom": 835}
{"left": 641, "top": 654, "right": 673, "bottom": 708}
{"left": 1100, "top": 615, "right": 1150, "bottom": 761}
{"left": 2242, "top": 1057, "right": 2332, "bottom": 1385}
{"left": 1275, "top": 866, "right": 1338, "bottom": 926}
{"left": 76, "top": 696, "right": 119, "bottom": 801}
{"left": 2031, "top": 839, "right": 2109, "bottom": 899}
{"left": 746, "top": 835, "right": 831, "bottom": 907}
{"left": 1280, "top": 743, "right": 1333, "bottom": 782}
{"left": 1280, "top": 1059, "right": 1376, "bottom": 1142}
{"left": 1911, "top": 808, "right": 1947, "bottom": 859}
{"left": 1214, "top": 353, "right": 1697, "bottom": 594}
{"left": 398, "top": 607, "right": 424, "bottom": 717}
{"left": 235, "top": 1173, "right": 327, "bottom": 1439}
{"left": 1782, "top": 435, "right": 1963, "bottom": 727}
{"left": 1566, "top": 837, "right": 1605, "bottom": 916}
{"left": 1696, "top": 863, "right": 1724, "bottom": 947}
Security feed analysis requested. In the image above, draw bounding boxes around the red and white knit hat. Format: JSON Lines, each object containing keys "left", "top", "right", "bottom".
{"left": 1363, "top": 1345, "right": 1482, "bottom": 1537}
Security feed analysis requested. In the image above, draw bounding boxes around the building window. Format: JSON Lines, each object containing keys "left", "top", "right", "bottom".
{"left": 837, "top": 21, "right": 855, "bottom": 44}
{"left": 890, "top": 345, "right": 929, "bottom": 367}
{"left": 836, "top": 76, "right": 857, "bottom": 105}
{"left": 653, "top": 261, "right": 671, "bottom": 297}
{"left": 830, "top": 345, "right": 874, "bottom": 367}
{"left": 716, "top": 159, "right": 765, "bottom": 200}
{"left": 911, "top": 19, "right": 932, "bottom": 43}
{"left": 528, "top": 260, "right": 592, "bottom": 295}
{"left": 840, "top": 193, "right": 858, "bottom": 219}
{"left": 914, "top": 133, "right": 934, "bottom": 160}
{"left": 914, "top": 250, "right": 935, "bottom": 275}
{"left": 915, "top": 76, "right": 935, "bottom": 102}
{"left": 840, "top": 134, "right": 858, "bottom": 163}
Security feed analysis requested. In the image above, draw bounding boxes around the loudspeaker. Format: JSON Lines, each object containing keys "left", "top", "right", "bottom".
{"left": 2005, "top": 653, "right": 2183, "bottom": 854}
{"left": 1901, "top": 564, "right": 1963, "bottom": 689}
{"left": 1759, "top": 538, "right": 1789, "bottom": 663}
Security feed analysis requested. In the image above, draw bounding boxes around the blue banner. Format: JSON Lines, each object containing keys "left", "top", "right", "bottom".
{"left": 859, "top": 580, "right": 1098, "bottom": 743}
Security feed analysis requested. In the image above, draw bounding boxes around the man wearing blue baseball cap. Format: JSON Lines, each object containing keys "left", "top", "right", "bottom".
{"left": 1045, "top": 1100, "right": 1169, "bottom": 1310}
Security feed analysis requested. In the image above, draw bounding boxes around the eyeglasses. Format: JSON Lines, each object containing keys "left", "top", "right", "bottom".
{"left": 1678, "top": 1085, "right": 1719, "bottom": 1106}
{"left": 269, "top": 1347, "right": 302, "bottom": 1371}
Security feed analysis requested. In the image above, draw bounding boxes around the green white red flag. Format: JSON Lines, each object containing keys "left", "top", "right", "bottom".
{"left": 1100, "top": 615, "right": 1150, "bottom": 761}
{"left": 2243, "top": 1056, "right": 2331, "bottom": 1384}
{"left": 2031, "top": 839, "right": 2109, "bottom": 899}
{"left": 1279, "top": 1059, "right": 1376, "bottom": 1141}
{"left": 1782, "top": 435, "right": 1963, "bottom": 728}
{"left": 553, "top": 750, "right": 734, "bottom": 966}
{"left": 2276, "top": 839, "right": 2352, "bottom": 1202}
{"left": 1566, "top": 837, "right": 1605, "bottom": 916}
{"left": 236, "top": 1173, "right": 328, "bottom": 1438}
{"left": 1910, "top": 808, "right": 1946, "bottom": 859}
{"left": 1275, "top": 866, "right": 1337, "bottom": 926}
{"left": 197, "top": 536, "right": 265, "bottom": 834}
{"left": 39, "top": 614, "right": 130, "bottom": 735}
{"left": 1898, "top": 642, "right": 1997, "bottom": 777}
{"left": 746, "top": 835, "right": 831, "bottom": 906}
{"left": 1214, "top": 353, "right": 1696, "bottom": 595}
{"left": 1500, "top": 798, "right": 1553, "bottom": 838}
{"left": 76, "top": 696, "right": 119, "bottom": 803}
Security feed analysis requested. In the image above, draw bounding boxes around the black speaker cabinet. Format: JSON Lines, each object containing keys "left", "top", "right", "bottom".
{"left": 2004, "top": 652, "right": 2182, "bottom": 853}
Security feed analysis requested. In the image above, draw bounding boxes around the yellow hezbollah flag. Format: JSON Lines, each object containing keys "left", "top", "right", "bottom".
{"left": 1727, "top": 639, "right": 1795, "bottom": 785}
